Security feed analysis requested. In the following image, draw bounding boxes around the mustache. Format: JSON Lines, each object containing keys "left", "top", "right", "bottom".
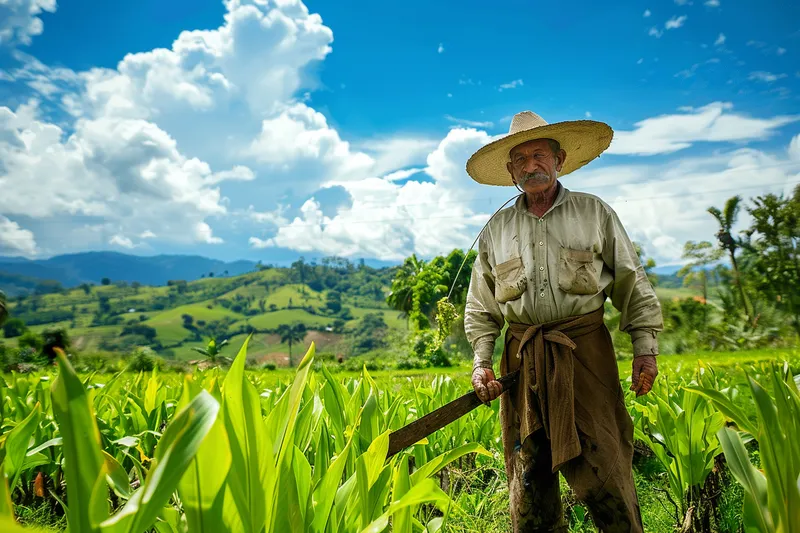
{"left": 518, "top": 171, "right": 551, "bottom": 184}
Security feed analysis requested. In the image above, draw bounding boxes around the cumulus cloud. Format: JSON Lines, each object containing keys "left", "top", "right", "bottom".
{"left": 607, "top": 102, "right": 799, "bottom": 155}
{"left": 567, "top": 139, "right": 800, "bottom": 264}
{"left": 0, "top": 0, "right": 57, "bottom": 47}
{"left": 0, "top": 215, "right": 38, "bottom": 256}
{"left": 715, "top": 33, "right": 726, "bottom": 46}
{"left": 643, "top": 9, "right": 651, "bottom": 17}
{"left": 252, "top": 128, "right": 501, "bottom": 260}
{"left": 110, "top": 235, "right": 136, "bottom": 249}
{"left": 0, "top": 99, "right": 249, "bottom": 252}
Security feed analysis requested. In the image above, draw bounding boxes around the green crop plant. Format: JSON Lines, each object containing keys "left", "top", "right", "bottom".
{"left": 685, "top": 362, "right": 800, "bottom": 533}
{"left": 632, "top": 373, "right": 726, "bottom": 532}
{"left": 0, "top": 337, "right": 494, "bottom": 532}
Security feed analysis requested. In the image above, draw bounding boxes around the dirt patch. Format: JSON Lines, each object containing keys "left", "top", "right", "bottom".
{"left": 260, "top": 352, "right": 290, "bottom": 366}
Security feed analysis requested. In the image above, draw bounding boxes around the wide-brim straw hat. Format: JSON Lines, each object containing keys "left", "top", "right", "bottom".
{"left": 466, "top": 111, "right": 614, "bottom": 186}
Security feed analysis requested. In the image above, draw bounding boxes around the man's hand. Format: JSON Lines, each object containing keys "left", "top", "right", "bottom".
{"left": 630, "top": 355, "right": 658, "bottom": 396}
{"left": 472, "top": 367, "right": 503, "bottom": 404}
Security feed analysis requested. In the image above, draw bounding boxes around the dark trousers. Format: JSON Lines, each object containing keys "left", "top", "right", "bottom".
{"left": 500, "top": 326, "right": 644, "bottom": 533}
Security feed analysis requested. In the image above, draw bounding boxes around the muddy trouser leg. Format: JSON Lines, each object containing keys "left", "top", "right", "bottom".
{"left": 501, "top": 414, "right": 567, "bottom": 532}
{"left": 558, "top": 413, "right": 644, "bottom": 532}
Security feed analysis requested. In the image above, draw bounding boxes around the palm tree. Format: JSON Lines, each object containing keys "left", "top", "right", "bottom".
{"left": 278, "top": 323, "right": 306, "bottom": 367}
{"left": 708, "top": 196, "right": 754, "bottom": 325}
{"left": 0, "top": 290, "right": 8, "bottom": 327}
{"left": 386, "top": 254, "right": 425, "bottom": 327}
{"left": 190, "top": 337, "right": 231, "bottom": 366}
{"left": 678, "top": 241, "right": 724, "bottom": 331}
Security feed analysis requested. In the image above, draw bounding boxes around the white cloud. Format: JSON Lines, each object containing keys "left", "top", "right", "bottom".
{"left": 705, "top": 0, "right": 720, "bottom": 6}
{"left": 715, "top": 33, "right": 726, "bottom": 46}
{"left": 637, "top": 58, "right": 644, "bottom": 64}
{"left": 244, "top": 102, "right": 373, "bottom": 186}
{"left": 498, "top": 79, "right": 523, "bottom": 91}
{"left": 649, "top": 27, "right": 664, "bottom": 38}
{"left": 0, "top": 215, "right": 37, "bottom": 256}
{"left": 665, "top": 16, "right": 688, "bottom": 30}
{"left": 140, "top": 230, "right": 156, "bottom": 239}
{"left": 748, "top": 71, "right": 788, "bottom": 83}
{"left": 568, "top": 143, "right": 800, "bottom": 265}
{"left": 585, "top": 111, "right": 592, "bottom": 118}
{"left": 0, "top": 0, "right": 366, "bottom": 254}
{"left": 445, "top": 115, "right": 494, "bottom": 128}
{"left": 777, "top": 47, "right": 787, "bottom": 56}
{"left": 0, "top": 0, "right": 56, "bottom": 47}
{"left": 110, "top": 235, "right": 136, "bottom": 249}
{"left": 438, "top": 43, "right": 444, "bottom": 54}
{"left": 643, "top": 9, "right": 651, "bottom": 17}
{"left": 195, "top": 222, "right": 223, "bottom": 244}
{"left": 674, "top": 0, "right": 692, "bottom": 4}
{"left": 252, "top": 128, "right": 500, "bottom": 260}
{"left": 608, "top": 102, "right": 799, "bottom": 156}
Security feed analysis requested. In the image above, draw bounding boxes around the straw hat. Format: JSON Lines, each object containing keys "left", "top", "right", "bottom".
{"left": 465, "top": 111, "right": 614, "bottom": 186}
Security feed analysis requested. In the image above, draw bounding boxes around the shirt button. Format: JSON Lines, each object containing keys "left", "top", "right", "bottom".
{"left": 539, "top": 241, "right": 544, "bottom": 246}
{"left": 540, "top": 292, "right": 545, "bottom": 297}
{"left": 539, "top": 266, "right": 544, "bottom": 271}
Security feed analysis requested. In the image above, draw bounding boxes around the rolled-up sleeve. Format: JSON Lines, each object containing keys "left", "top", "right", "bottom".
{"left": 464, "top": 233, "right": 505, "bottom": 370}
{"left": 601, "top": 209, "right": 664, "bottom": 356}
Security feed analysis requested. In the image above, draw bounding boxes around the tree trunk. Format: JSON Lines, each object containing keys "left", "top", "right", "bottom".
{"left": 729, "top": 252, "right": 753, "bottom": 326}
{"left": 288, "top": 341, "right": 294, "bottom": 367}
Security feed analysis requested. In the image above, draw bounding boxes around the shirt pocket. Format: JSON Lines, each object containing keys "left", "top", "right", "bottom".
{"left": 494, "top": 256, "right": 528, "bottom": 304}
{"left": 558, "top": 247, "right": 600, "bottom": 295}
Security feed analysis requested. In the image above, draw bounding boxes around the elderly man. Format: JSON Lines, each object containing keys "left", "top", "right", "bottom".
{"left": 463, "top": 111, "right": 663, "bottom": 533}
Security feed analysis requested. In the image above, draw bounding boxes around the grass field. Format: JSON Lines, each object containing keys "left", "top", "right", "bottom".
{"left": 144, "top": 301, "right": 242, "bottom": 344}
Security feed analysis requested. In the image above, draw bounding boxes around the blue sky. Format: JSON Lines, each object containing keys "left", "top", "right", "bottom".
{"left": 0, "top": 0, "right": 798, "bottom": 267}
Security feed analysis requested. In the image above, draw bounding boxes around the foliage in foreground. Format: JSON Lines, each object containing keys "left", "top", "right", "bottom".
{"left": 0, "top": 338, "right": 493, "bottom": 532}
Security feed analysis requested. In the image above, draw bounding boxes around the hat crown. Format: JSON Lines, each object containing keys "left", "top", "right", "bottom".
{"left": 509, "top": 111, "right": 548, "bottom": 134}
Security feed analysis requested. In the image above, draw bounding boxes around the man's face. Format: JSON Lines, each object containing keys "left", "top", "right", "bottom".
{"left": 506, "top": 139, "right": 566, "bottom": 194}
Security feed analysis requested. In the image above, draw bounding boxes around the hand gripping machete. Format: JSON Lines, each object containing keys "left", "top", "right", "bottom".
{"left": 385, "top": 369, "right": 520, "bottom": 459}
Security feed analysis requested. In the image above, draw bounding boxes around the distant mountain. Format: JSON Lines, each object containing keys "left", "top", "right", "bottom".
{"left": 0, "top": 251, "right": 258, "bottom": 289}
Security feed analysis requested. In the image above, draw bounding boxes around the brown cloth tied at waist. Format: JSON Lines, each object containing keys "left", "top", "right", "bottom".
{"left": 501, "top": 306, "right": 608, "bottom": 473}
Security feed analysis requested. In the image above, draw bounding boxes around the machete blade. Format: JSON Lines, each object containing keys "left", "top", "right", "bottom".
{"left": 386, "top": 370, "right": 519, "bottom": 459}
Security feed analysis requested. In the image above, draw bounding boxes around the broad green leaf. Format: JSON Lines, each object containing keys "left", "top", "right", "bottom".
{"left": 391, "top": 454, "right": 412, "bottom": 533}
{"left": 359, "top": 479, "right": 451, "bottom": 533}
{"left": 717, "top": 427, "right": 772, "bottom": 533}
{"left": 410, "top": 442, "right": 492, "bottom": 485}
{"left": 177, "top": 379, "right": 232, "bottom": 533}
{"left": 103, "top": 451, "right": 132, "bottom": 500}
{"left": 51, "top": 351, "right": 107, "bottom": 533}
{"left": 222, "top": 335, "right": 273, "bottom": 533}
{"left": 311, "top": 434, "right": 353, "bottom": 533}
{"left": 26, "top": 437, "right": 62, "bottom": 456}
{"left": 100, "top": 390, "right": 219, "bottom": 533}
{"left": 0, "top": 465, "right": 13, "bottom": 520}
{"left": 684, "top": 386, "right": 757, "bottom": 435}
{"left": 4, "top": 403, "right": 41, "bottom": 491}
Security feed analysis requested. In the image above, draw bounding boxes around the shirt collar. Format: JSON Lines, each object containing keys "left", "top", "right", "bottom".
{"left": 512, "top": 182, "right": 569, "bottom": 217}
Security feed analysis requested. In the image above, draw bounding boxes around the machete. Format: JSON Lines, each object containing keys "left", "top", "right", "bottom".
{"left": 386, "top": 369, "right": 520, "bottom": 459}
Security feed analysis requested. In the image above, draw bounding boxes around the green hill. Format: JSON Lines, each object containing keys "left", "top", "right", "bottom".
{"left": 1, "top": 259, "right": 407, "bottom": 365}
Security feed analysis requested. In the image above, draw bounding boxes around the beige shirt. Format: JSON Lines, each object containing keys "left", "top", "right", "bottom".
{"left": 464, "top": 184, "right": 663, "bottom": 370}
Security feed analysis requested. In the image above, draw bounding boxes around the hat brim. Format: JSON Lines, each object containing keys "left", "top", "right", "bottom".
{"left": 465, "top": 120, "right": 614, "bottom": 186}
